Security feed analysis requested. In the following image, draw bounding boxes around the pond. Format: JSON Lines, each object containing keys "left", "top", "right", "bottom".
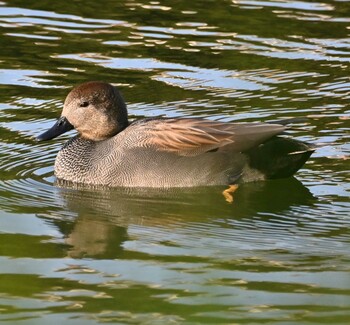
{"left": 0, "top": 0, "right": 349, "bottom": 323}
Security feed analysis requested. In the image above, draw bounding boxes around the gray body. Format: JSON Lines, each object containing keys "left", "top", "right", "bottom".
{"left": 55, "top": 137, "right": 248, "bottom": 187}
{"left": 55, "top": 121, "right": 261, "bottom": 187}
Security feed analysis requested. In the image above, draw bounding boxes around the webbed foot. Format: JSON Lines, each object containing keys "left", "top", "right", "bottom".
{"left": 222, "top": 184, "right": 239, "bottom": 203}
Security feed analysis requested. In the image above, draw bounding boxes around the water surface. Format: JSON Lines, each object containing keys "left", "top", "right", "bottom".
{"left": 0, "top": 0, "right": 349, "bottom": 323}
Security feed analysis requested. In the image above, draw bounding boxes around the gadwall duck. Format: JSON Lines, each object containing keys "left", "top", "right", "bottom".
{"left": 37, "top": 81, "right": 314, "bottom": 188}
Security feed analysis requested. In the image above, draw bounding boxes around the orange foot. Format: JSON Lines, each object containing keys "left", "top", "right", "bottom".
{"left": 222, "top": 184, "right": 239, "bottom": 203}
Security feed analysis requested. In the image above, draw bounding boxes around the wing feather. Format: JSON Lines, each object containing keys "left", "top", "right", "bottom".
{"left": 127, "top": 118, "right": 285, "bottom": 156}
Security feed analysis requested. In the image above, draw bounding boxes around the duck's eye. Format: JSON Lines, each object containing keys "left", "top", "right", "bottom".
{"left": 80, "top": 101, "right": 89, "bottom": 107}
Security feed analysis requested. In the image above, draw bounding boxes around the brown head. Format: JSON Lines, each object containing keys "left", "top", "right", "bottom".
{"left": 37, "top": 81, "right": 129, "bottom": 141}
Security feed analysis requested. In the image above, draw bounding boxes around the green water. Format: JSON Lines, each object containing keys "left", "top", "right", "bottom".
{"left": 0, "top": 0, "right": 349, "bottom": 323}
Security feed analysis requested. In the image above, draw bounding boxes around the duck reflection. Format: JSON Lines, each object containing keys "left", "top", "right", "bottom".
{"left": 53, "top": 178, "right": 315, "bottom": 259}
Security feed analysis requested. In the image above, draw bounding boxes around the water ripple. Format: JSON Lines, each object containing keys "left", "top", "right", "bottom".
{"left": 0, "top": 69, "right": 63, "bottom": 88}
{"left": 0, "top": 0, "right": 350, "bottom": 322}
{"left": 233, "top": 0, "right": 334, "bottom": 11}
{"left": 0, "top": 6, "right": 126, "bottom": 30}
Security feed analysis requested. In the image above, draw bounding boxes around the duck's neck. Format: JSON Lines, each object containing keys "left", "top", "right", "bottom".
{"left": 54, "top": 137, "right": 96, "bottom": 183}
{"left": 116, "top": 119, "right": 129, "bottom": 134}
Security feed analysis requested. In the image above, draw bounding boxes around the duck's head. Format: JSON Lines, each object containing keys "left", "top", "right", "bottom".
{"left": 37, "top": 81, "right": 129, "bottom": 141}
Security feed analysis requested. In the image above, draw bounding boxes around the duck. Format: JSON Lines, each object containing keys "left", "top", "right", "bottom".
{"left": 37, "top": 81, "right": 314, "bottom": 189}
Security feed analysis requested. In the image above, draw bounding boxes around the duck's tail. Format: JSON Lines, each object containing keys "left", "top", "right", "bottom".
{"left": 245, "top": 136, "right": 315, "bottom": 179}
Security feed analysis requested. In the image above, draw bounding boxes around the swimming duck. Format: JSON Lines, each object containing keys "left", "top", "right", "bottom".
{"left": 37, "top": 81, "right": 314, "bottom": 188}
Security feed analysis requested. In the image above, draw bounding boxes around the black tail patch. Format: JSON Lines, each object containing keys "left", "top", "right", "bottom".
{"left": 245, "top": 137, "right": 314, "bottom": 179}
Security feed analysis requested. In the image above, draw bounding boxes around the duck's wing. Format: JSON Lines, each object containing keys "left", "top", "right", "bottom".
{"left": 128, "top": 118, "right": 286, "bottom": 157}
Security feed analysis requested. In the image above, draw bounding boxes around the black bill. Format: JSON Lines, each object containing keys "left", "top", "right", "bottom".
{"left": 37, "top": 116, "right": 74, "bottom": 141}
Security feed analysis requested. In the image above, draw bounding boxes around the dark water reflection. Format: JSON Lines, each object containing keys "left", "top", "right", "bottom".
{"left": 52, "top": 178, "right": 315, "bottom": 258}
{"left": 1, "top": 0, "right": 350, "bottom": 323}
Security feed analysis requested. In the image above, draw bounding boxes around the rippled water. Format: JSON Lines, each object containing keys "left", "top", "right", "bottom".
{"left": 0, "top": 0, "right": 349, "bottom": 323}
